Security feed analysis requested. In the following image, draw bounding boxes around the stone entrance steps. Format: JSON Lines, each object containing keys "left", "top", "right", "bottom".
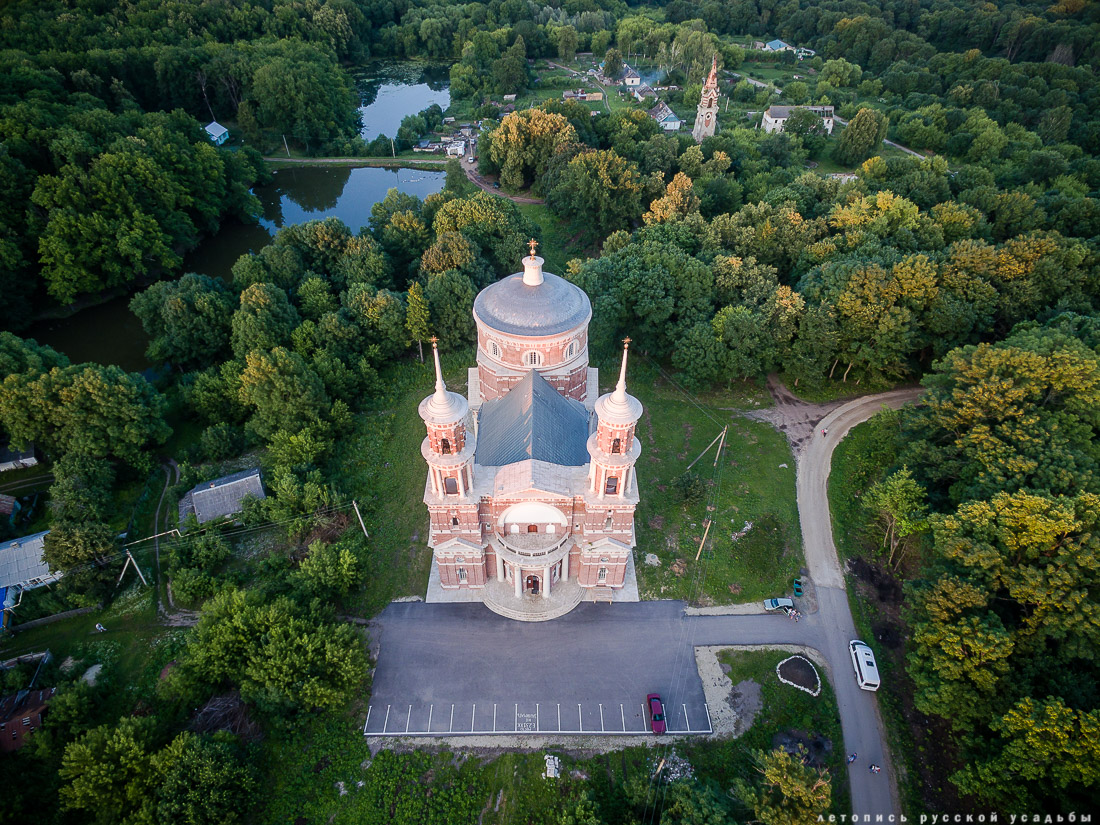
{"left": 482, "top": 577, "right": 585, "bottom": 622}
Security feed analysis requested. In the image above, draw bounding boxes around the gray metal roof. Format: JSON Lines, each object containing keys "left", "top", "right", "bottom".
{"left": 0, "top": 531, "right": 54, "bottom": 590}
{"left": 180, "top": 468, "right": 265, "bottom": 525}
{"left": 473, "top": 270, "right": 591, "bottom": 337}
{"left": 476, "top": 371, "right": 590, "bottom": 467}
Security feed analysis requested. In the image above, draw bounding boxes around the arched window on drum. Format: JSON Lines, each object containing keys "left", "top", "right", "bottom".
{"left": 524, "top": 351, "right": 542, "bottom": 367}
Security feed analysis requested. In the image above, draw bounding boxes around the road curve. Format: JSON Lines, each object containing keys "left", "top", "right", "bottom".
{"left": 797, "top": 387, "right": 923, "bottom": 817}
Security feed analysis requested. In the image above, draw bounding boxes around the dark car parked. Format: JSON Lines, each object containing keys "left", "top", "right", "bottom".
{"left": 647, "top": 693, "right": 666, "bottom": 734}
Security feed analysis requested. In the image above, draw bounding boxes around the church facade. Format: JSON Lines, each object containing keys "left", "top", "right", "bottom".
{"left": 692, "top": 56, "right": 720, "bottom": 143}
{"left": 418, "top": 244, "right": 642, "bottom": 619}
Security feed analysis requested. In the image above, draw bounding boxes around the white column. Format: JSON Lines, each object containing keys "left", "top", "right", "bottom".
{"left": 561, "top": 548, "right": 570, "bottom": 580}
{"left": 429, "top": 468, "right": 439, "bottom": 496}
{"left": 514, "top": 564, "right": 522, "bottom": 598}
{"left": 543, "top": 565, "right": 551, "bottom": 599}
{"left": 496, "top": 551, "right": 505, "bottom": 582}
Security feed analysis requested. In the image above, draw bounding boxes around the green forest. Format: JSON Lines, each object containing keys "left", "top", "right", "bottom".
{"left": 0, "top": 0, "right": 1098, "bottom": 819}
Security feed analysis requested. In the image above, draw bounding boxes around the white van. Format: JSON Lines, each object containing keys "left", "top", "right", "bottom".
{"left": 849, "top": 640, "right": 881, "bottom": 691}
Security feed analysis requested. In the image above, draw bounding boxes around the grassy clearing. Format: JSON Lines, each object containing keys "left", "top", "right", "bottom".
{"left": 682, "top": 648, "right": 847, "bottom": 809}
{"left": 513, "top": 201, "right": 581, "bottom": 273}
{"left": 627, "top": 359, "right": 802, "bottom": 605}
{"left": 335, "top": 353, "right": 467, "bottom": 616}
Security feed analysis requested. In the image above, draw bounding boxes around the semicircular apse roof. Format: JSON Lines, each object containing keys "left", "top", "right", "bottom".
{"left": 473, "top": 271, "right": 591, "bottom": 337}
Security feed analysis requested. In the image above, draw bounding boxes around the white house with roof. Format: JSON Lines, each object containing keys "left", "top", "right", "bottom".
{"left": 647, "top": 101, "right": 682, "bottom": 131}
{"left": 204, "top": 121, "right": 228, "bottom": 145}
{"left": 178, "top": 468, "right": 266, "bottom": 527}
{"left": 622, "top": 65, "right": 641, "bottom": 87}
{"left": 765, "top": 39, "right": 793, "bottom": 52}
{"left": 1, "top": 531, "right": 62, "bottom": 628}
{"left": 761, "top": 104, "right": 835, "bottom": 134}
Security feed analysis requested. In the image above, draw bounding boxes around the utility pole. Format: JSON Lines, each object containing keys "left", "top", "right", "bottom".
{"left": 695, "top": 518, "right": 712, "bottom": 562}
{"left": 352, "top": 500, "right": 369, "bottom": 539}
{"left": 390, "top": 137, "right": 396, "bottom": 158}
{"left": 115, "top": 549, "right": 149, "bottom": 589}
{"left": 282, "top": 134, "right": 291, "bottom": 157}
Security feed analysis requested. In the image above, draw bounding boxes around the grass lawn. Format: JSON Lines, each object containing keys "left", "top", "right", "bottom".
{"left": 626, "top": 359, "right": 803, "bottom": 605}
{"left": 514, "top": 201, "right": 583, "bottom": 273}
{"left": 682, "top": 648, "right": 848, "bottom": 811}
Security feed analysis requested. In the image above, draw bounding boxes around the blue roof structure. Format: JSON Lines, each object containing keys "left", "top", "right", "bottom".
{"left": 766, "top": 39, "right": 791, "bottom": 50}
{"left": 476, "top": 371, "right": 590, "bottom": 467}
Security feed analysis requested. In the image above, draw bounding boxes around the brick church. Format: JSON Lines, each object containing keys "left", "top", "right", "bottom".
{"left": 418, "top": 243, "right": 642, "bottom": 619}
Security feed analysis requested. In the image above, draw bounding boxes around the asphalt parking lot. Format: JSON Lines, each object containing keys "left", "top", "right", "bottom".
{"left": 365, "top": 601, "right": 714, "bottom": 736}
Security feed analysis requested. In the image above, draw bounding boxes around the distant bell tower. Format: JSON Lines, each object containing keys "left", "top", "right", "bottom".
{"left": 692, "top": 56, "right": 720, "bottom": 143}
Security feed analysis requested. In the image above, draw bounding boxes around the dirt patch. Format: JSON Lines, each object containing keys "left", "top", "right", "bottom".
{"left": 648, "top": 515, "right": 665, "bottom": 530}
{"left": 848, "top": 556, "right": 902, "bottom": 605}
{"left": 777, "top": 655, "right": 820, "bottom": 693}
{"left": 730, "top": 679, "right": 762, "bottom": 735}
{"left": 772, "top": 730, "right": 832, "bottom": 767}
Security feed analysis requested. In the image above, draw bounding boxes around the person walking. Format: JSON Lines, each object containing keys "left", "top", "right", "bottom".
{"left": 869, "top": 764, "right": 881, "bottom": 774}
{"left": 847, "top": 753, "right": 857, "bottom": 764}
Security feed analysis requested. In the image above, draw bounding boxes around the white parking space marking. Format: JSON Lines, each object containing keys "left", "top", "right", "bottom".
{"left": 363, "top": 699, "right": 713, "bottom": 737}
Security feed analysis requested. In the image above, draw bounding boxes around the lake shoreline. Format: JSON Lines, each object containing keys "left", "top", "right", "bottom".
{"left": 263, "top": 157, "right": 447, "bottom": 168}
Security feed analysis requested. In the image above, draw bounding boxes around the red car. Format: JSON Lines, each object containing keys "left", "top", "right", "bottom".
{"left": 647, "top": 693, "right": 666, "bottom": 734}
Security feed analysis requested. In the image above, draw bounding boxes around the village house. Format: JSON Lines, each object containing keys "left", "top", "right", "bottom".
{"left": 178, "top": 468, "right": 265, "bottom": 527}
{"left": 0, "top": 531, "right": 62, "bottom": 630}
{"left": 622, "top": 65, "right": 641, "bottom": 87}
{"left": 632, "top": 84, "right": 657, "bottom": 102}
{"left": 0, "top": 686, "right": 55, "bottom": 752}
{"left": 760, "top": 104, "right": 835, "bottom": 134}
{"left": 418, "top": 243, "right": 643, "bottom": 620}
{"left": 0, "top": 441, "right": 36, "bottom": 473}
{"left": 0, "top": 494, "right": 19, "bottom": 526}
{"left": 765, "top": 39, "right": 793, "bottom": 52}
{"left": 204, "top": 121, "right": 228, "bottom": 145}
{"left": 647, "top": 101, "right": 682, "bottom": 131}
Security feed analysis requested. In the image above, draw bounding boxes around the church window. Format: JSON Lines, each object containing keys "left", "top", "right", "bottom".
{"left": 441, "top": 438, "right": 451, "bottom": 455}
{"left": 524, "top": 350, "right": 542, "bottom": 367}
{"left": 458, "top": 568, "right": 467, "bottom": 582}
{"left": 452, "top": 516, "right": 459, "bottom": 526}
{"left": 565, "top": 341, "right": 576, "bottom": 359}
{"left": 527, "top": 524, "right": 538, "bottom": 533}
{"left": 605, "top": 476, "right": 619, "bottom": 495}
{"left": 605, "top": 512, "right": 613, "bottom": 530}
{"left": 444, "top": 477, "right": 458, "bottom": 495}
{"left": 489, "top": 340, "right": 501, "bottom": 358}
{"left": 598, "top": 567, "right": 608, "bottom": 582}
{"left": 611, "top": 438, "right": 621, "bottom": 454}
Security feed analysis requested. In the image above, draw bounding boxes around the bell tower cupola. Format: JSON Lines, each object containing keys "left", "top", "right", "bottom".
{"left": 419, "top": 338, "right": 476, "bottom": 497}
{"left": 588, "top": 338, "right": 643, "bottom": 499}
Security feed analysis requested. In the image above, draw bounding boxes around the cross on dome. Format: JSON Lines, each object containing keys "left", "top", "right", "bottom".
{"left": 528, "top": 238, "right": 539, "bottom": 258}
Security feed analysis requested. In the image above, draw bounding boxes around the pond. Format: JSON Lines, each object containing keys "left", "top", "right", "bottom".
{"left": 27, "top": 165, "right": 446, "bottom": 372}
{"left": 354, "top": 61, "right": 451, "bottom": 142}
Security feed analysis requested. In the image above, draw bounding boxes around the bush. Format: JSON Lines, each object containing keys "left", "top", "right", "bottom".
{"left": 674, "top": 471, "right": 706, "bottom": 504}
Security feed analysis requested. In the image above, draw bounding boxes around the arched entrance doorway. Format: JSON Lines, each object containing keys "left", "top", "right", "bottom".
{"left": 525, "top": 574, "right": 540, "bottom": 595}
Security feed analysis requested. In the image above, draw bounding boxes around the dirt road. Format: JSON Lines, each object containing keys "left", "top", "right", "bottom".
{"left": 793, "top": 387, "right": 923, "bottom": 815}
